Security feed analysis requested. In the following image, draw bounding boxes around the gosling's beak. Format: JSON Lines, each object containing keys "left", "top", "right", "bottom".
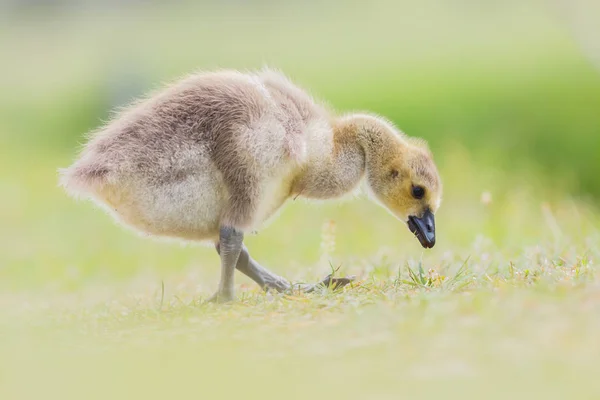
{"left": 407, "top": 210, "right": 436, "bottom": 249}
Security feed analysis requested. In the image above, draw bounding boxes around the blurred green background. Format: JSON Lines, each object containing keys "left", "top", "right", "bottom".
{"left": 1, "top": 0, "right": 599, "bottom": 288}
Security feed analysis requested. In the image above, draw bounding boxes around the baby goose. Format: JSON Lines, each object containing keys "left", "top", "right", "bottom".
{"left": 60, "top": 68, "right": 442, "bottom": 302}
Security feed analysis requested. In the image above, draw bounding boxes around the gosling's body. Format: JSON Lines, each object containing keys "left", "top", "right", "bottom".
{"left": 61, "top": 68, "right": 442, "bottom": 302}
{"left": 62, "top": 69, "right": 333, "bottom": 240}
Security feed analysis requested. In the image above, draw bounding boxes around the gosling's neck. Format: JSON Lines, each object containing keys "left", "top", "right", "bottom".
{"left": 292, "top": 113, "right": 404, "bottom": 200}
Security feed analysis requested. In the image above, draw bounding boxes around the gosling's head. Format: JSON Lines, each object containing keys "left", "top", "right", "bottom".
{"left": 367, "top": 134, "right": 442, "bottom": 248}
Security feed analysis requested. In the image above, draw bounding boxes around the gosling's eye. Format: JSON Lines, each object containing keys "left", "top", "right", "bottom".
{"left": 412, "top": 185, "right": 425, "bottom": 199}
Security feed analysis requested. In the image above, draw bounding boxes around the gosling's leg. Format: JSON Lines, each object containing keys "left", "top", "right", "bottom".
{"left": 215, "top": 243, "right": 290, "bottom": 292}
{"left": 208, "top": 226, "right": 244, "bottom": 303}
{"left": 215, "top": 244, "right": 354, "bottom": 294}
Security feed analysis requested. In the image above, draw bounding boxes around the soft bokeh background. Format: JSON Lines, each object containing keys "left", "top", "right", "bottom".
{"left": 1, "top": 1, "right": 600, "bottom": 399}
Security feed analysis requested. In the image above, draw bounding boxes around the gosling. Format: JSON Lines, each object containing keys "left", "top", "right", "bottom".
{"left": 60, "top": 68, "right": 442, "bottom": 302}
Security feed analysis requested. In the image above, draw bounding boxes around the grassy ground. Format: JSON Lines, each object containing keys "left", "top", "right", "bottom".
{"left": 2, "top": 240, "right": 600, "bottom": 400}
{"left": 3, "top": 253, "right": 600, "bottom": 399}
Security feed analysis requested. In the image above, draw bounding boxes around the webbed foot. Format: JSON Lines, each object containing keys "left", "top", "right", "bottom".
{"left": 206, "top": 290, "right": 235, "bottom": 304}
{"left": 291, "top": 274, "right": 356, "bottom": 293}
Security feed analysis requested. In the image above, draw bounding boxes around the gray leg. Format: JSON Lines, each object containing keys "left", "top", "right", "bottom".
{"left": 216, "top": 243, "right": 290, "bottom": 292}
{"left": 209, "top": 226, "right": 244, "bottom": 303}
{"left": 215, "top": 244, "right": 354, "bottom": 294}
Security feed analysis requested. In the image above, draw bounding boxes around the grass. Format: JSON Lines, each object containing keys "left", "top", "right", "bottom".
{"left": 1, "top": 239, "right": 599, "bottom": 399}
